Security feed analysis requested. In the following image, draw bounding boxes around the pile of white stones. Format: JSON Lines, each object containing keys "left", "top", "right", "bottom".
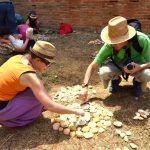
{"left": 88, "top": 39, "right": 103, "bottom": 45}
{"left": 133, "top": 109, "right": 150, "bottom": 120}
{"left": 115, "top": 129, "right": 138, "bottom": 149}
{"left": 32, "top": 34, "right": 51, "bottom": 41}
{"left": 53, "top": 85, "right": 96, "bottom": 102}
{"left": 51, "top": 102, "right": 113, "bottom": 139}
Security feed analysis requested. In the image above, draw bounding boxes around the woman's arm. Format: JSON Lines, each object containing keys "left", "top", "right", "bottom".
{"left": 19, "top": 72, "right": 84, "bottom": 115}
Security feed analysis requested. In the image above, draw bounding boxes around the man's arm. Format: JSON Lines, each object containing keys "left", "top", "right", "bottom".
{"left": 83, "top": 60, "right": 99, "bottom": 85}
{"left": 79, "top": 61, "right": 99, "bottom": 103}
{"left": 19, "top": 72, "right": 84, "bottom": 115}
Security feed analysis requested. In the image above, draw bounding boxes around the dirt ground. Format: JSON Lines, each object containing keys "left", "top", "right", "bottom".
{"left": 0, "top": 30, "right": 150, "bottom": 150}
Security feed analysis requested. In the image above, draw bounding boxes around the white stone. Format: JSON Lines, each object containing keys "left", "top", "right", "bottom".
{"left": 70, "top": 131, "right": 76, "bottom": 137}
{"left": 130, "top": 143, "right": 138, "bottom": 149}
{"left": 107, "top": 111, "right": 113, "bottom": 117}
{"left": 88, "top": 121, "right": 96, "bottom": 128}
{"left": 60, "top": 87, "right": 67, "bottom": 93}
{"left": 124, "top": 136, "right": 129, "bottom": 142}
{"left": 126, "top": 131, "right": 132, "bottom": 136}
{"left": 115, "top": 148, "right": 121, "bottom": 150}
{"left": 81, "top": 104, "right": 90, "bottom": 110}
{"left": 145, "top": 109, "right": 150, "bottom": 116}
{"left": 92, "top": 90, "right": 97, "bottom": 94}
{"left": 98, "top": 128, "right": 105, "bottom": 133}
{"left": 138, "top": 116, "right": 144, "bottom": 120}
{"left": 115, "top": 147, "right": 121, "bottom": 150}
{"left": 116, "top": 129, "right": 121, "bottom": 135}
{"left": 133, "top": 116, "right": 140, "bottom": 120}
{"left": 120, "top": 132, "right": 126, "bottom": 138}
{"left": 53, "top": 123, "right": 60, "bottom": 130}
{"left": 113, "top": 121, "right": 123, "bottom": 127}
{"left": 69, "top": 117, "right": 77, "bottom": 123}
{"left": 135, "top": 112, "right": 141, "bottom": 117}
{"left": 76, "top": 131, "right": 83, "bottom": 138}
{"left": 77, "top": 117, "right": 87, "bottom": 126}
{"left": 90, "top": 127, "right": 99, "bottom": 134}
{"left": 104, "top": 121, "right": 112, "bottom": 127}
{"left": 123, "top": 146, "right": 130, "bottom": 150}
{"left": 90, "top": 108, "right": 97, "bottom": 113}
{"left": 83, "top": 132, "right": 94, "bottom": 139}
{"left": 88, "top": 85, "right": 93, "bottom": 89}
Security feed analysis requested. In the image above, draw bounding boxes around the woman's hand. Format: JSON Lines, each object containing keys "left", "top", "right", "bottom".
{"left": 74, "top": 109, "right": 85, "bottom": 116}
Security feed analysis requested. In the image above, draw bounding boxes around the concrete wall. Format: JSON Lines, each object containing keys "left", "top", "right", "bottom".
{"left": 13, "top": 0, "right": 150, "bottom": 33}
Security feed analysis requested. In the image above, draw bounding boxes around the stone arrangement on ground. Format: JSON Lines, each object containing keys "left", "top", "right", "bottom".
{"left": 53, "top": 85, "right": 96, "bottom": 102}
{"left": 51, "top": 102, "right": 113, "bottom": 139}
{"left": 50, "top": 85, "right": 150, "bottom": 149}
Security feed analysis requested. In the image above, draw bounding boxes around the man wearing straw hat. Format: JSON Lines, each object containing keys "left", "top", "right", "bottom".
{"left": 0, "top": 40, "right": 84, "bottom": 127}
{"left": 80, "top": 16, "right": 150, "bottom": 103}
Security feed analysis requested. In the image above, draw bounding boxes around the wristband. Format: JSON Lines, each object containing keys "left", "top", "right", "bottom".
{"left": 81, "top": 83, "right": 88, "bottom": 88}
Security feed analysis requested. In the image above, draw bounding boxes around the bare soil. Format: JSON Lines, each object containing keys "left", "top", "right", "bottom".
{"left": 0, "top": 30, "right": 150, "bottom": 150}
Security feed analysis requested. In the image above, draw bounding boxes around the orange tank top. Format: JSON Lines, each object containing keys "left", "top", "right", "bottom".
{"left": 0, "top": 55, "right": 35, "bottom": 101}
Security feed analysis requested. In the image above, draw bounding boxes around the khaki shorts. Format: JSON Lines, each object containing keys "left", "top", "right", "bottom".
{"left": 98, "top": 62, "right": 150, "bottom": 89}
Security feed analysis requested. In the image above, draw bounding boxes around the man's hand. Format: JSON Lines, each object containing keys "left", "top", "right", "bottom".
{"left": 123, "top": 62, "right": 141, "bottom": 75}
{"left": 78, "top": 87, "right": 88, "bottom": 104}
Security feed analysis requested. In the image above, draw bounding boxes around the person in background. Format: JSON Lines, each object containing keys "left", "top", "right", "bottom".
{"left": 79, "top": 16, "right": 150, "bottom": 103}
{"left": 8, "top": 30, "right": 35, "bottom": 54}
{"left": 0, "top": 26, "right": 35, "bottom": 66}
{"left": 15, "top": 13, "right": 24, "bottom": 26}
{"left": 0, "top": 0, "right": 17, "bottom": 34}
{"left": 15, "top": 19, "right": 35, "bottom": 51}
{"left": 17, "top": 20, "right": 30, "bottom": 41}
{"left": 0, "top": 26, "right": 15, "bottom": 65}
{"left": 0, "top": 40, "right": 84, "bottom": 127}
{"left": 26, "top": 10, "right": 40, "bottom": 34}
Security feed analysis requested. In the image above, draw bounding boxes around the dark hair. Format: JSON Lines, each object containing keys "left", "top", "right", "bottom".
{"left": 0, "top": 26, "right": 10, "bottom": 37}
{"left": 30, "top": 51, "right": 39, "bottom": 59}
{"left": 30, "top": 51, "right": 49, "bottom": 64}
{"left": 17, "top": 19, "right": 25, "bottom": 25}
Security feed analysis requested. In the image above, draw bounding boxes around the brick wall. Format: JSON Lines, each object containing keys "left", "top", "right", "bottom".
{"left": 13, "top": 0, "right": 150, "bottom": 33}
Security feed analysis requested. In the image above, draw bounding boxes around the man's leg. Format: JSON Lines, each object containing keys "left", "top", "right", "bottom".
{"left": 132, "top": 68, "right": 150, "bottom": 97}
{"left": 0, "top": 3, "right": 7, "bottom": 26}
{"left": 6, "top": 3, "right": 17, "bottom": 34}
{"left": 98, "top": 62, "right": 121, "bottom": 92}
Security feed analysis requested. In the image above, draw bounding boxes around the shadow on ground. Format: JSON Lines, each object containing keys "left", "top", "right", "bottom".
{"left": 101, "top": 85, "right": 150, "bottom": 126}
{"left": 0, "top": 116, "right": 69, "bottom": 150}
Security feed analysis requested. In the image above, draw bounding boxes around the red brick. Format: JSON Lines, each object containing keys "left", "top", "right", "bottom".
{"left": 13, "top": 0, "right": 150, "bottom": 33}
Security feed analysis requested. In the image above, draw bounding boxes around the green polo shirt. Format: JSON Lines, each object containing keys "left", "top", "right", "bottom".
{"left": 94, "top": 31, "right": 150, "bottom": 65}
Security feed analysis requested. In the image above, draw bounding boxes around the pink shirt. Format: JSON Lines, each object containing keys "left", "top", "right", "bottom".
{"left": 18, "top": 24, "right": 29, "bottom": 41}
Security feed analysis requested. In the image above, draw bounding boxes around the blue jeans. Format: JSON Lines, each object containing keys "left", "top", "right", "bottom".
{"left": 0, "top": 2, "right": 17, "bottom": 34}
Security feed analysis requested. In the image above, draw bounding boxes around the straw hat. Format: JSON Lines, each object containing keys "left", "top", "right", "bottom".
{"left": 31, "top": 41, "right": 56, "bottom": 63}
{"left": 29, "top": 11, "right": 37, "bottom": 19}
{"left": 100, "top": 16, "right": 136, "bottom": 44}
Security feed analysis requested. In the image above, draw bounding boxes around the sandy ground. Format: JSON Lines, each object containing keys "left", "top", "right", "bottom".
{"left": 0, "top": 30, "right": 150, "bottom": 150}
